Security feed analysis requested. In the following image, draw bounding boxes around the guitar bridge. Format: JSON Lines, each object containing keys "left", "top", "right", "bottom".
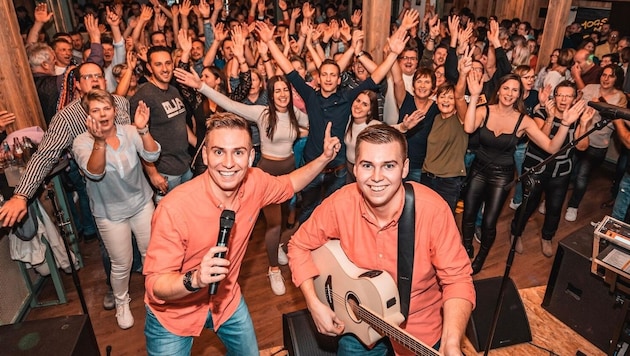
{"left": 324, "top": 275, "right": 334, "bottom": 310}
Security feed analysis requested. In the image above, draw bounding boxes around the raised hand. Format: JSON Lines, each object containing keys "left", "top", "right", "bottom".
{"left": 34, "top": 3, "right": 54, "bottom": 24}
{"left": 402, "top": 110, "right": 426, "bottom": 131}
{"left": 340, "top": 19, "right": 351, "bottom": 43}
{"left": 106, "top": 6, "right": 121, "bottom": 28}
{"left": 139, "top": 5, "right": 154, "bottom": 23}
{"left": 255, "top": 21, "right": 275, "bottom": 43}
{"left": 400, "top": 8, "right": 419, "bottom": 32}
{"left": 84, "top": 14, "right": 101, "bottom": 42}
{"left": 198, "top": 0, "right": 211, "bottom": 18}
{"left": 487, "top": 19, "right": 500, "bottom": 47}
{"left": 321, "top": 122, "right": 341, "bottom": 161}
{"left": 156, "top": 12, "right": 167, "bottom": 28}
{"left": 387, "top": 27, "right": 409, "bottom": 55}
{"left": 564, "top": 100, "right": 587, "bottom": 125}
{"left": 178, "top": 28, "right": 192, "bottom": 53}
{"left": 134, "top": 101, "right": 151, "bottom": 130}
{"left": 86, "top": 115, "right": 105, "bottom": 141}
{"left": 351, "top": 9, "right": 362, "bottom": 27}
{"left": 214, "top": 22, "right": 228, "bottom": 42}
{"left": 126, "top": 48, "right": 138, "bottom": 69}
{"left": 180, "top": 0, "right": 192, "bottom": 17}
{"left": 302, "top": 2, "right": 315, "bottom": 19}
{"left": 581, "top": 107, "right": 595, "bottom": 126}
{"left": 353, "top": 30, "right": 364, "bottom": 55}
{"left": 231, "top": 25, "right": 246, "bottom": 60}
{"left": 174, "top": 67, "right": 203, "bottom": 90}
{"left": 458, "top": 46, "right": 473, "bottom": 75}
{"left": 278, "top": 0, "right": 288, "bottom": 12}
{"left": 291, "top": 7, "right": 301, "bottom": 21}
{"left": 448, "top": 15, "right": 460, "bottom": 37}
{"left": 429, "top": 16, "right": 440, "bottom": 39}
{"left": 466, "top": 69, "right": 483, "bottom": 96}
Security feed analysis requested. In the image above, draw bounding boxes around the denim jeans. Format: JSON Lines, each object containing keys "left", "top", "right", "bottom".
{"left": 612, "top": 173, "right": 630, "bottom": 221}
{"left": 298, "top": 166, "right": 347, "bottom": 223}
{"left": 512, "top": 142, "right": 527, "bottom": 205}
{"left": 145, "top": 296, "right": 258, "bottom": 356}
{"left": 420, "top": 173, "right": 463, "bottom": 213}
{"left": 510, "top": 173, "right": 571, "bottom": 241}
{"left": 567, "top": 146, "right": 607, "bottom": 209}
{"left": 155, "top": 169, "right": 193, "bottom": 203}
{"left": 337, "top": 334, "right": 439, "bottom": 355}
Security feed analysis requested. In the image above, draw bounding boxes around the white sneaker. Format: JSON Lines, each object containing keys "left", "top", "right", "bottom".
{"left": 509, "top": 200, "right": 521, "bottom": 210}
{"left": 565, "top": 207, "right": 578, "bottom": 222}
{"left": 278, "top": 244, "right": 288, "bottom": 266}
{"left": 268, "top": 268, "right": 286, "bottom": 295}
{"left": 538, "top": 201, "right": 546, "bottom": 215}
{"left": 115, "top": 297, "right": 134, "bottom": 329}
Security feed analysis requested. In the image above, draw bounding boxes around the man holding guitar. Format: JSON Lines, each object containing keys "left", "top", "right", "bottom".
{"left": 288, "top": 125, "right": 475, "bottom": 356}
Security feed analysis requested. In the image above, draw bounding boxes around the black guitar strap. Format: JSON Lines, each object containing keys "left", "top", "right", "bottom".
{"left": 398, "top": 183, "right": 415, "bottom": 320}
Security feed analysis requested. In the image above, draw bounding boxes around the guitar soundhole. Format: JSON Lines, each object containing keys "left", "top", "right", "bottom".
{"left": 346, "top": 294, "right": 362, "bottom": 323}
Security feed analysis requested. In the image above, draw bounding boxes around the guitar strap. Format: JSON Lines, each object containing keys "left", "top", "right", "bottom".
{"left": 398, "top": 183, "right": 415, "bottom": 320}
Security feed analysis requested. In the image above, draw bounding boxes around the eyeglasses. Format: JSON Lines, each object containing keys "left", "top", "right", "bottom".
{"left": 555, "top": 94, "right": 574, "bottom": 99}
{"left": 80, "top": 73, "right": 104, "bottom": 80}
{"left": 435, "top": 72, "right": 444, "bottom": 77}
{"left": 400, "top": 56, "right": 418, "bottom": 62}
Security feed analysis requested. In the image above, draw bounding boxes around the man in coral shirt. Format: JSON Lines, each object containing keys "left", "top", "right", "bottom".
{"left": 143, "top": 113, "right": 340, "bottom": 355}
{"left": 288, "top": 125, "right": 475, "bottom": 356}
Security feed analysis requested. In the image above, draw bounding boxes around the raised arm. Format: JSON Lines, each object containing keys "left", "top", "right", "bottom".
{"left": 27, "top": 3, "right": 53, "bottom": 45}
{"left": 370, "top": 28, "right": 410, "bottom": 84}
{"left": 464, "top": 70, "right": 486, "bottom": 133}
{"left": 455, "top": 46, "right": 473, "bottom": 121}
{"left": 132, "top": 5, "right": 153, "bottom": 50}
{"left": 203, "top": 22, "right": 228, "bottom": 67}
{"left": 257, "top": 22, "right": 294, "bottom": 74}
{"left": 524, "top": 100, "right": 587, "bottom": 153}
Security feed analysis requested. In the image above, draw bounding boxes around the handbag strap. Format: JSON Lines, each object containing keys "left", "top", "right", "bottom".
{"left": 398, "top": 183, "right": 415, "bottom": 320}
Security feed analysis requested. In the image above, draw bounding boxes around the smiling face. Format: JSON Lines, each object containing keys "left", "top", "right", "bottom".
{"left": 202, "top": 127, "right": 255, "bottom": 195}
{"left": 272, "top": 80, "right": 291, "bottom": 112}
{"left": 497, "top": 79, "right": 521, "bottom": 107}
{"left": 353, "top": 60, "right": 368, "bottom": 81}
{"left": 433, "top": 47, "right": 447, "bottom": 66}
{"left": 413, "top": 74, "right": 433, "bottom": 100}
{"left": 147, "top": 50, "right": 174, "bottom": 85}
{"left": 436, "top": 88, "right": 455, "bottom": 116}
{"left": 319, "top": 63, "right": 341, "bottom": 95}
{"left": 351, "top": 93, "right": 372, "bottom": 121}
{"left": 354, "top": 141, "right": 408, "bottom": 209}
{"left": 399, "top": 49, "right": 418, "bottom": 76}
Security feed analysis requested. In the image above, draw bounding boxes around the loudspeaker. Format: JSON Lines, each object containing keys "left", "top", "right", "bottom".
{"left": 542, "top": 224, "right": 625, "bottom": 352}
{"left": 283, "top": 309, "right": 337, "bottom": 356}
{"left": 0, "top": 314, "right": 99, "bottom": 355}
{"left": 466, "top": 276, "right": 532, "bottom": 351}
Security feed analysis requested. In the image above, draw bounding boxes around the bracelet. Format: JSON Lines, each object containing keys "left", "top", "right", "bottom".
{"left": 560, "top": 122, "right": 571, "bottom": 127}
{"left": 262, "top": 58, "right": 271, "bottom": 63}
{"left": 428, "top": 38, "right": 435, "bottom": 42}
{"left": 202, "top": 16, "right": 210, "bottom": 20}
{"left": 12, "top": 194, "right": 28, "bottom": 202}
{"left": 93, "top": 142, "right": 106, "bottom": 150}
{"left": 137, "top": 126, "right": 150, "bottom": 135}
{"left": 355, "top": 51, "right": 365, "bottom": 59}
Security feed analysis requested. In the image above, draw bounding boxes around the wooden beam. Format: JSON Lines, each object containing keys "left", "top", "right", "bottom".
{"left": 362, "top": 0, "right": 392, "bottom": 64}
{"left": 0, "top": 0, "right": 46, "bottom": 132}
{"left": 537, "top": 0, "right": 572, "bottom": 72}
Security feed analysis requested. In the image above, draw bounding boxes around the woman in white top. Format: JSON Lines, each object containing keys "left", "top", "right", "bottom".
{"left": 72, "top": 89, "right": 160, "bottom": 329}
{"left": 174, "top": 69, "right": 308, "bottom": 296}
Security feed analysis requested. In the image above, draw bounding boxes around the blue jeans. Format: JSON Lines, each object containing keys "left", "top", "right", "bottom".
{"left": 420, "top": 173, "right": 463, "bottom": 213}
{"left": 512, "top": 142, "right": 527, "bottom": 205}
{"left": 612, "top": 173, "right": 630, "bottom": 221}
{"left": 337, "top": 334, "right": 439, "bottom": 355}
{"left": 298, "top": 166, "right": 347, "bottom": 223}
{"left": 155, "top": 169, "right": 193, "bottom": 203}
{"left": 145, "top": 296, "right": 258, "bottom": 356}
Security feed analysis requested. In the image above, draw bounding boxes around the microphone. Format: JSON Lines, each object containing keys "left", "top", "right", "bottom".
{"left": 209, "top": 209, "right": 235, "bottom": 295}
{"left": 587, "top": 101, "right": 630, "bottom": 121}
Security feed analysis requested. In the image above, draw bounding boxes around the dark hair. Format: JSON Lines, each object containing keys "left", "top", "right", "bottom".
{"left": 347, "top": 90, "right": 379, "bottom": 139}
{"left": 356, "top": 124, "right": 408, "bottom": 162}
{"left": 621, "top": 47, "right": 630, "bottom": 63}
{"left": 553, "top": 80, "right": 577, "bottom": 97}
{"left": 491, "top": 74, "right": 525, "bottom": 113}
{"left": 320, "top": 58, "right": 341, "bottom": 74}
{"left": 412, "top": 68, "right": 436, "bottom": 91}
{"left": 556, "top": 48, "right": 574, "bottom": 68}
{"left": 435, "top": 83, "right": 455, "bottom": 98}
{"left": 149, "top": 31, "right": 166, "bottom": 44}
{"left": 202, "top": 65, "right": 227, "bottom": 94}
{"left": 601, "top": 64, "right": 624, "bottom": 90}
{"left": 146, "top": 46, "right": 172, "bottom": 63}
{"left": 264, "top": 75, "right": 299, "bottom": 141}
{"left": 602, "top": 53, "right": 620, "bottom": 65}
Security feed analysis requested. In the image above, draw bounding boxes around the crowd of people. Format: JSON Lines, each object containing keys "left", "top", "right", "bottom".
{"left": 3, "top": 0, "right": 630, "bottom": 354}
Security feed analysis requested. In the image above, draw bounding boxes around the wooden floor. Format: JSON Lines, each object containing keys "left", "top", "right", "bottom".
{"left": 23, "top": 163, "right": 620, "bottom": 355}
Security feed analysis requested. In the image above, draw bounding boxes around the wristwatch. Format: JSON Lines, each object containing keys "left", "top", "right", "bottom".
{"left": 183, "top": 270, "right": 200, "bottom": 292}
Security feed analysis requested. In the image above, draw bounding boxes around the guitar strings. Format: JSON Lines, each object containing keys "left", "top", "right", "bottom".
{"left": 327, "top": 290, "right": 437, "bottom": 355}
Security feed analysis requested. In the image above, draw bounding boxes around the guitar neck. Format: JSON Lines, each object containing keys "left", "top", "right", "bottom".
{"left": 356, "top": 304, "right": 440, "bottom": 356}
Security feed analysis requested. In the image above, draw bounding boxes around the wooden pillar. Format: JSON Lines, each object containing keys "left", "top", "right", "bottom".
{"left": 0, "top": 0, "right": 46, "bottom": 132}
{"left": 537, "top": 0, "right": 572, "bottom": 72}
{"left": 362, "top": 0, "right": 392, "bottom": 63}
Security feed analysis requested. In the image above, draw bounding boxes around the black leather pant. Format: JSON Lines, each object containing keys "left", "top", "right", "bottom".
{"left": 462, "top": 160, "right": 514, "bottom": 251}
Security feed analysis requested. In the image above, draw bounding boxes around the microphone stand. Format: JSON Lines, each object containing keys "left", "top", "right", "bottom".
{"left": 483, "top": 114, "right": 616, "bottom": 355}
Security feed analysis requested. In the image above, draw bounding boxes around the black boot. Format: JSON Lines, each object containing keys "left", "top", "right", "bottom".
{"left": 471, "top": 247, "right": 490, "bottom": 275}
{"left": 463, "top": 237, "right": 474, "bottom": 258}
